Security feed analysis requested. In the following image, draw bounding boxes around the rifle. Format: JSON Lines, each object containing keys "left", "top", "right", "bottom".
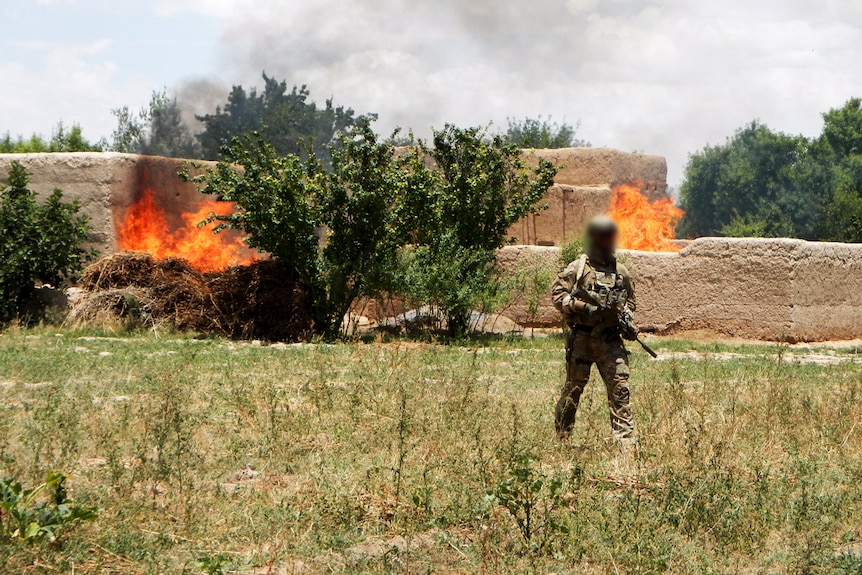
{"left": 573, "top": 287, "right": 658, "bottom": 359}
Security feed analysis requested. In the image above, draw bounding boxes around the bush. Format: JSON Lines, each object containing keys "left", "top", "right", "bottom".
{"left": 187, "top": 123, "right": 405, "bottom": 338}
{"left": 190, "top": 123, "right": 556, "bottom": 338}
{"left": 397, "top": 125, "right": 557, "bottom": 335}
{"left": 0, "top": 162, "right": 94, "bottom": 322}
{"left": 558, "top": 234, "right": 585, "bottom": 267}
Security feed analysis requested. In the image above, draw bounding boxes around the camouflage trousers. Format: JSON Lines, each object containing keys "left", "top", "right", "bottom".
{"left": 556, "top": 329, "right": 634, "bottom": 441}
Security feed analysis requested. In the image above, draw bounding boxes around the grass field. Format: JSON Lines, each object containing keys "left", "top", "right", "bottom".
{"left": 1, "top": 328, "right": 861, "bottom": 574}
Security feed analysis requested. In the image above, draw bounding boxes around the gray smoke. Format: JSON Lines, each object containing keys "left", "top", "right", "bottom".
{"left": 175, "top": 0, "right": 862, "bottom": 183}
{"left": 174, "top": 77, "right": 228, "bottom": 134}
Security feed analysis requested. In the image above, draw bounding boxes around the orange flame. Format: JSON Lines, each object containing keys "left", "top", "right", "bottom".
{"left": 118, "top": 189, "right": 258, "bottom": 272}
{"left": 609, "top": 182, "right": 684, "bottom": 252}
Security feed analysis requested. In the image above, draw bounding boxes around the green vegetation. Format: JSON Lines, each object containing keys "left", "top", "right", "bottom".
{"left": 197, "top": 73, "right": 368, "bottom": 161}
{"left": 189, "top": 123, "right": 556, "bottom": 338}
{"left": 0, "top": 471, "right": 97, "bottom": 543}
{"left": 187, "top": 123, "right": 406, "bottom": 338}
{"left": 1, "top": 122, "right": 103, "bottom": 154}
{"left": 0, "top": 162, "right": 94, "bottom": 323}
{"left": 397, "top": 126, "right": 557, "bottom": 335}
{"left": 0, "top": 329, "right": 860, "bottom": 573}
{"left": 111, "top": 90, "right": 201, "bottom": 158}
{"left": 679, "top": 98, "right": 862, "bottom": 242}
{"left": 504, "top": 116, "right": 588, "bottom": 149}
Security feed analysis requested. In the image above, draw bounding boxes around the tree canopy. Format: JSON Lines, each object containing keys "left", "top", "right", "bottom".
{"left": 196, "top": 73, "right": 369, "bottom": 161}
{"left": 679, "top": 99, "right": 862, "bottom": 242}
{"left": 503, "top": 116, "right": 588, "bottom": 149}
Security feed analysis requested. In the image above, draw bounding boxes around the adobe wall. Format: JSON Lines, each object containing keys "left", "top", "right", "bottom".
{"left": 498, "top": 238, "right": 862, "bottom": 342}
{"left": 526, "top": 148, "right": 668, "bottom": 197}
{"left": 509, "top": 148, "right": 668, "bottom": 246}
{"left": 1, "top": 149, "right": 667, "bottom": 252}
{"left": 0, "top": 153, "right": 215, "bottom": 255}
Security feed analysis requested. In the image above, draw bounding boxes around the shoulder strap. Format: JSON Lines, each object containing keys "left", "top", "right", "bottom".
{"left": 574, "top": 254, "right": 588, "bottom": 285}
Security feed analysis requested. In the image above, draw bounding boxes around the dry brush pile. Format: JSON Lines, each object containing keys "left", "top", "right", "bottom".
{"left": 66, "top": 252, "right": 313, "bottom": 341}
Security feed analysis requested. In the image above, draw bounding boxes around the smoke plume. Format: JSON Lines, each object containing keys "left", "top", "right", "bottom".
{"left": 173, "top": 0, "right": 862, "bottom": 183}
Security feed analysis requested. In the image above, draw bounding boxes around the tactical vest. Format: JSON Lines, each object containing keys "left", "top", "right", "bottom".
{"left": 574, "top": 255, "right": 630, "bottom": 310}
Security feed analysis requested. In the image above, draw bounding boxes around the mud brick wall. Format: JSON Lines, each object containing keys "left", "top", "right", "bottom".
{"left": 0, "top": 153, "right": 216, "bottom": 255}
{"left": 509, "top": 148, "right": 668, "bottom": 246}
{"left": 498, "top": 238, "right": 862, "bottom": 342}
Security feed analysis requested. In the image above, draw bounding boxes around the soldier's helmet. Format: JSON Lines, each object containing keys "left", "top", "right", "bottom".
{"left": 586, "top": 216, "right": 619, "bottom": 238}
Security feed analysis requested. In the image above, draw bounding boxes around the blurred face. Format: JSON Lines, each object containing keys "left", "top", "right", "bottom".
{"left": 592, "top": 230, "right": 618, "bottom": 256}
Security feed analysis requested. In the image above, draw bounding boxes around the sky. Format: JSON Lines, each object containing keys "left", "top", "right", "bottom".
{"left": 2, "top": 0, "right": 862, "bottom": 185}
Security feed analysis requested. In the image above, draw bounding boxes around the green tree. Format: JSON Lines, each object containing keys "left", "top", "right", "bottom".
{"left": 110, "top": 90, "right": 201, "bottom": 158}
{"left": 140, "top": 91, "right": 201, "bottom": 159}
{"left": 821, "top": 98, "right": 862, "bottom": 158}
{"left": 197, "top": 73, "right": 367, "bottom": 161}
{"left": 504, "top": 116, "right": 588, "bottom": 149}
{"left": 398, "top": 126, "right": 557, "bottom": 335}
{"left": 678, "top": 122, "right": 830, "bottom": 239}
{"left": 1, "top": 122, "right": 102, "bottom": 153}
{"left": 0, "top": 162, "right": 94, "bottom": 322}
{"left": 109, "top": 106, "right": 145, "bottom": 153}
{"left": 818, "top": 99, "right": 862, "bottom": 242}
{"left": 187, "top": 122, "right": 405, "bottom": 338}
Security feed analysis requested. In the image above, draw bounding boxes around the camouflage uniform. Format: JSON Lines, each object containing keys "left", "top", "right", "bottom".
{"left": 551, "top": 254, "right": 636, "bottom": 441}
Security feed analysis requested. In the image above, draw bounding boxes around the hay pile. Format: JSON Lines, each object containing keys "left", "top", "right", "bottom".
{"left": 67, "top": 252, "right": 314, "bottom": 341}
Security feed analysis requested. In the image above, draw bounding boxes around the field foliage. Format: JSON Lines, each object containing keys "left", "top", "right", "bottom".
{"left": 0, "top": 330, "right": 861, "bottom": 574}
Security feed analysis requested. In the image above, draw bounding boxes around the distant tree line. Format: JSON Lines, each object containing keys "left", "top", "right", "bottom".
{"left": 3, "top": 73, "right": 586, "bottom": 161}
{"left": 679, "top": 99, "right": 862, "bottom": 243}
{"left": 1, "top": 122, "right": 103, "bottom": 153}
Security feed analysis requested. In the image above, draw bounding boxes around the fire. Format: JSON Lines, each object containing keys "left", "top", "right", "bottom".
{"left": 118, "top": 189, "right": 258, "bottom": 272}
{"left": 609, "top": 181, "right": 684, "bottom": 252}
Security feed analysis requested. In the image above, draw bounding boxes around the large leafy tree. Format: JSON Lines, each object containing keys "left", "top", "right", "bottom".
{"left": 187, "top": 122, "right": 406, "bottom": 338}
{"left": 679, "top": 99, "right": 862, "bottom": 243}
{"left": 197, "top": 73, "right": 366, "bottom": 161}
{"left": 0, "top": 162, "right": 93, "bottom": 322}
{"left": 819, "top": 98, "right": 862, "bottom": 241}
{"left": 678, "top": 122, "right": 830, "bottom": 239}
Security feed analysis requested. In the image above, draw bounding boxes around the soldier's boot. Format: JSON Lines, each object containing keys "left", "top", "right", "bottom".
{"left": 555, "top": 359, "right": 591, "bottom": 440}
{"left": 596, "top": 349, "right": 635, "bottom": 443}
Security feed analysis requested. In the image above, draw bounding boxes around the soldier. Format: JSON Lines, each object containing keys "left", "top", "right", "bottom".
{"left": 551, "top": 216, "right": 636, "bottom": 443}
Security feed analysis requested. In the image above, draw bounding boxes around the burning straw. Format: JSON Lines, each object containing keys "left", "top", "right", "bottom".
{"left": 68, "top": 252, "right": 313, "bottom": 341}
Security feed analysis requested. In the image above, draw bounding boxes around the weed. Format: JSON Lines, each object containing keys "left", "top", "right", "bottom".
{"left": 0, "top": 330, "right": 860, "bottom": 573}
{"left": 490, "top": 451, "right": 569, "bottom": 554}
{"left": 0, "top": 471, "right": 97, "bottom": 543}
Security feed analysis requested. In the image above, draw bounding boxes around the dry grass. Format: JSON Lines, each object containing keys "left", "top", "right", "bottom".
{"left": 0, "top": 329, "right": 861, "bottom": 574}
{"left": 70, "top": 253, "right": 313, "bottom": 340}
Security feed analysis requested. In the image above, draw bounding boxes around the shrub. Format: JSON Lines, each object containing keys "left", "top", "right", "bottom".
{"left": 0, "top": 471, "right": 97, "bottom": 543}
{"left": 190, "top": 123, "right": 556, "bottom": 338}
{"left": 187, "top": 123, "right": 406, "bottom": 338}
{"left": 398, "top": 125, "right": 557, "bottom": 335}
{"left": 0, "top": 162, "right": 94, "bottom": 322}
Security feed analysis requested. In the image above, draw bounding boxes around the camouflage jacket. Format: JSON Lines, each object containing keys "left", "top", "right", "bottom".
{"left": 551, "top": 255, "right": 636, "bottom": 327}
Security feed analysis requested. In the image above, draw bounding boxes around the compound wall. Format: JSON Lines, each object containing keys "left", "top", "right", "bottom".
{"left": 1, "top": 149, "right": 667, "bottom": 252}
{"left": 0, "top": 153, "right": 216, "bottom": 255}
{"left": 498, "top": 238, "right": 862, "bottom": 342}
{"left": 509, "top": 148, "right": 668, "bottom": 246}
